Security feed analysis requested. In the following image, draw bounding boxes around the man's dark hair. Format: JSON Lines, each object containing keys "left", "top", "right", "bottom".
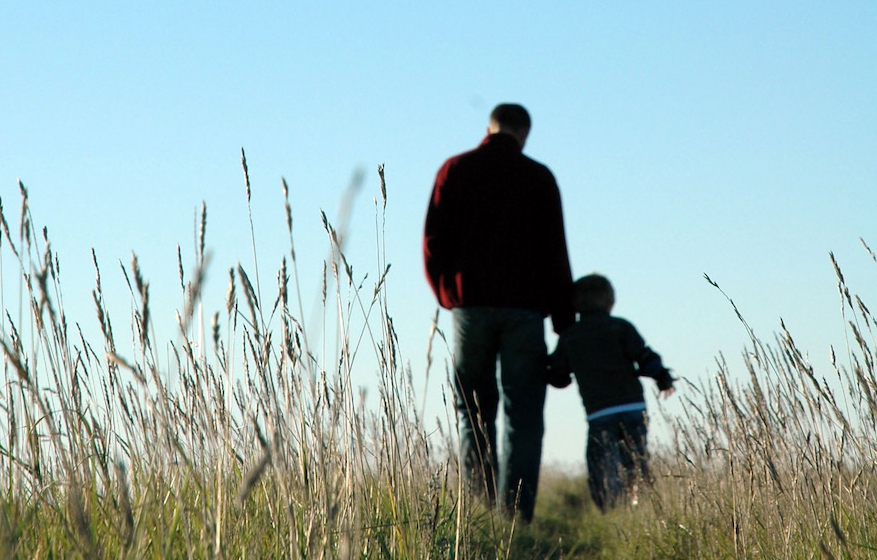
{"left": 490, "top": 103, "right": 531, "bottom": 132}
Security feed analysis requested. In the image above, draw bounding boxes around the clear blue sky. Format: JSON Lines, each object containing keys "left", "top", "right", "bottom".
{"left": 2, "top": 1, "right": 875, "bottom": 466}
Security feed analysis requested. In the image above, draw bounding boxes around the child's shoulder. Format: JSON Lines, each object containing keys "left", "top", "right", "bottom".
{"left": 606, "top": 315, "right": 644, "bottom": 337}
{"left": 562, "top": 312, "right": 631, "bottom": 338}
{"left": 608, "top": 314, "right": 637, "bottom": 328}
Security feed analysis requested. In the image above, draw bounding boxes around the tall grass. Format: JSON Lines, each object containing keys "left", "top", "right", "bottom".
{"left": 567, "top": 253, "right": 877, "bottom": 560}
{"left": 505, "top": 248, "right": 877, "bottom": 559}
{"left": 0, "top": 162, "right": 512, "bottom": 559}
{"left": 1, "top": 159, "right": 876, "bottom": 559}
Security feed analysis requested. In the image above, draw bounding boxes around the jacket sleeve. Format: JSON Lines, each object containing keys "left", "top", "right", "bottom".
{"left": 543, "top": 175, "right": 575, "bottom": 333}
{"left": 621, "top": 320, "right": 674, "bottom": 390}
{"left": 637, "top": 348, "right": 674, "bottom": 390}
{"left": 423, "top": 160, "right": 462, "bottom": 308}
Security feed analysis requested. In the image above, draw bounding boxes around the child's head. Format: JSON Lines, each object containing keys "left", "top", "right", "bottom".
{"left": 573, "top": 274, "right": 615, "bottom": 313}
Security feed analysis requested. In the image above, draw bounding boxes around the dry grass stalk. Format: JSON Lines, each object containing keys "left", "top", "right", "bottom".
{"left": 5, "top": 166, "right": 875, "bottom": 558}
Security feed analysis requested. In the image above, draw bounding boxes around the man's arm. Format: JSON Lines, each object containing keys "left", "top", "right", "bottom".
{"left": 543, "top": 175, "right": 575, "bottom": 333}
{"left": 546, "top": 339, "right": 573, "bottom": 388}
{"left": 423, "top": 160, "right": 461, "bottom": 307}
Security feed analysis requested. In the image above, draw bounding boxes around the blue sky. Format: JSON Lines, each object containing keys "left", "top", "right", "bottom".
{"left": 2, "top": 1, "right": 875, "bottom": 466}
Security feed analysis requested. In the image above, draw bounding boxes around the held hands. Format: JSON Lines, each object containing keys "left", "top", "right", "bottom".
{"left": 545, "top": 364, "right": 572, "bottom": 389}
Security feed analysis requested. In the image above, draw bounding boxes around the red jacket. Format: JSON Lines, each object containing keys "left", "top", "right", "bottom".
{"left": 423, "top": 133, "right": 574, "bottom": 333}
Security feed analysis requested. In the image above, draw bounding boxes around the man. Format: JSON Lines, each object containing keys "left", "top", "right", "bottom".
{"left": 423, "top": 103, "right": 574, "bottom": 521}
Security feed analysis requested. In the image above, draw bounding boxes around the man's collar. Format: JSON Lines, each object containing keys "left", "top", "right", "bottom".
{"left": 481, "top": 132, "right": 523, "bottom": 150}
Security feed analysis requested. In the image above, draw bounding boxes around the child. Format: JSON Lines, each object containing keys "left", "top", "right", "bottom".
{"left": 548, "top": 274, "right": 675, "bottom": 512}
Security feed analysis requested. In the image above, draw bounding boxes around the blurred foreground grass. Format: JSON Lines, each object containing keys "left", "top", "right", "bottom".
{"left": 1, "top": 161, "right": 875, "bottom": 559}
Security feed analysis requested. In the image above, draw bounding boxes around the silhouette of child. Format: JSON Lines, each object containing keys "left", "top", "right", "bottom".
{"left": 548, "top": 274, "right": 675, "bottom": 511}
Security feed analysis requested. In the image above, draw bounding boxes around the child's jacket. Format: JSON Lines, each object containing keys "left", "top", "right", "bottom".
{"left": 549, "top": 310, "right": 673, "bottom": 417}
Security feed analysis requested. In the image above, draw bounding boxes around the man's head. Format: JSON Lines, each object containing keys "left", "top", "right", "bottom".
{"left": 488, "top": 103, "right": 531, "bottom": 147}
{"left": 573, "top": 274, "right": 615, "bottom": 313}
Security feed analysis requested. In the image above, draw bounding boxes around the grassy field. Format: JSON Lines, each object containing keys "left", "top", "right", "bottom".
{"left": 1, "top": 162, "right": 875, "bottom": 559}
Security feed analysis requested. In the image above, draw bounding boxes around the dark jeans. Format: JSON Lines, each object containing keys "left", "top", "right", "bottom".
{"left": 452, "top": 307, "right": 547, "bottom": 522}
{"left": 586, "top": 410, "right": 649, "bottom": 512}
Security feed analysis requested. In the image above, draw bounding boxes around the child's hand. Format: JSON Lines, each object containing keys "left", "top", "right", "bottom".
{"left": 658, "top": 386, "right": 676, "bottom": 399}
{"left": 656, "top": 368, "right": 675, "bottom": 393}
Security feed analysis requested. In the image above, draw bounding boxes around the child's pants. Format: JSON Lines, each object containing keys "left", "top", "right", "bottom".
{"left": 586, "top": 410, "right": 649, "bottom": 511}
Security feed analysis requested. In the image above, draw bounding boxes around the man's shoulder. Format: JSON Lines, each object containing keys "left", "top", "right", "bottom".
{"left": 434, "top": 145, "right": 479, "bottom": 186}
{"left": 438, "top": 138, "right": 558, "bottom": 188}
{"left": 520, "top": 153, "right": 555, "bottom": 177}
{"left": 438, "top": 144, "right": 482, "bottom": 173}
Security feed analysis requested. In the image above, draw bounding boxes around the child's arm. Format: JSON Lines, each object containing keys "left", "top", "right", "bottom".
{"left": 619, "top": 319, "right": 676, "bottom": 394}
{"left": 636, "top": 347, "right": 675, "bottom": 395}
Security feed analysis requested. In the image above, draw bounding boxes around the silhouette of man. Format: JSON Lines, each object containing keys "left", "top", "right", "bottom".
{"left": 423, "top": 103, "right": 574, "bottom": 521}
